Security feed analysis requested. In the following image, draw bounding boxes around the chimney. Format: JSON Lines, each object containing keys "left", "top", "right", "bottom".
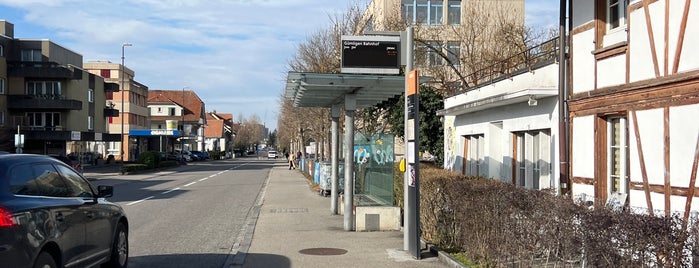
{"left": 0, "top": 20, "right": 14, "bottom": 38}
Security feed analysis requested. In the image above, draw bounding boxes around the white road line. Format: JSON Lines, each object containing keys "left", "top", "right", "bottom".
{"left": 127, "top": 196, "right": 154, "bottom": 206}
{"left": 162, "top": 187, "right": 181, "bottom": 195}
{"left": 198, "top": 178, "right": 208, "bottom": 182}
{"left": 184, "top": 182, "right": 197, "bottom": 187}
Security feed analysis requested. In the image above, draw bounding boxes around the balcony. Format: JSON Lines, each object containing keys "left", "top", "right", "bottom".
{"left": 8, "top": 61, "right": 82, "bottom": 79}
{"left": 7, "top": 95, "right": 82, "bottom": 110}
{"left": 104, "top": 82, "right": 120, "bottom": 92}
{"left": 104, "top": 107, "right": 120, "bottom": 117}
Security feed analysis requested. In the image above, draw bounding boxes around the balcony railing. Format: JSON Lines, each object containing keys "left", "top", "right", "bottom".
{"left": 445, "top": 37, "right": 560, "bottom": 98}
{"left": 7, "top": 94, "right": 82, "bottom": 110}
{"left": 7, "top": 61, "right": 82, "bottom": 79}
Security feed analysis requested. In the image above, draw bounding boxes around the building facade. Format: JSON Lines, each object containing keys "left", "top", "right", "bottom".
{"left": 204, "top": 112, "right": 234, "bottom": 156}
{"left": 0, "top": 20, "right": 119, "bottom": 161}
{"left": 85, "top": 61, "right": 150, "bottom": 162}
{"left": 147, "top": 90, "right": 207, "bottom": 153}
{"left": 568, "top": 0, "right": 699, "bottom": 215}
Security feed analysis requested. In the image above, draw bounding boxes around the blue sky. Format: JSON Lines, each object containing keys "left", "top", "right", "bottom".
{"left": 0, "top": 0, "right": 557, "bottom": 129}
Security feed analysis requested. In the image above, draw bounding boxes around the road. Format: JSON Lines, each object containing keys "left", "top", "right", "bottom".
{"left": 102, "top": 158, "right": 279, "bottom": 268}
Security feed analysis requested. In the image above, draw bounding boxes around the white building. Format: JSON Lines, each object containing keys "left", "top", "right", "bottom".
{"left": 568, "top": 0, "right": 699, "bottom": 216}
{"left": 439, "top": 38, "right": 561, "bottom": 190}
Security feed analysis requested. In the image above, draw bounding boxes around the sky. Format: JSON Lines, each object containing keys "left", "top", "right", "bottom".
{"left": 0, "top": 0, "right": 557, "bottom": 130}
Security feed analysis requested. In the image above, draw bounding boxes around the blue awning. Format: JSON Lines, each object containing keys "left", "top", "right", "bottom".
{"left": 129, "top": 129, "right": 180, "bottom": 136}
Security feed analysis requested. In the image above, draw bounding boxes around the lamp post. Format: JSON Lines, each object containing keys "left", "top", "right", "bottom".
{"left": 180, "top": 87, "right": 186, "bottom": 161}
{"left": 121, "top": 43, "right": 132, "bottom": 167}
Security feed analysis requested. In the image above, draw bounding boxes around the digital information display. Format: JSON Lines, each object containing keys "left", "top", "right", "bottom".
{"left": 341, "top": 35, "right": 400, "bottom": 75}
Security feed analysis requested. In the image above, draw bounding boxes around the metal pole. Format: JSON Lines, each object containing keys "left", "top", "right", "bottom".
{"left": 403, "top": 27, "right": 413, "bottom": 251}
{"left": 344, "top": 94, "right": 356, "bottom": 231}
{"left": 181, "top": 87, "right": 186, "bottom": 161}
{"left": 121, "top": 43, "right": 131, "bottom": 167}
{"left": 331, "top": 104, "right": 340, "bottom": 215}
{"left": 558, "top": 0, "right": 570, "bottom": 195}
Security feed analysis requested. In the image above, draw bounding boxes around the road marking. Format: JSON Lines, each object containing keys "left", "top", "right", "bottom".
{"left": 198, "top": 178, "right": 208, "bottom": 182}
{"left": 127, "top": 196, "right": 154, "bottom": 206}
{"left": 184, "top": 181, "right": 197, "bottom": 187}
{"left": 162, "top": 187, "right": 181, "bottom": 195}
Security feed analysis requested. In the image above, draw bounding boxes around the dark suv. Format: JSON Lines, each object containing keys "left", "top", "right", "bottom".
{"left": 0, "top": 154, "right": 128, "bottom": 268}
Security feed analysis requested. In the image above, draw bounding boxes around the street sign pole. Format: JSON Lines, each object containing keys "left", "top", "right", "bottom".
{"left": 403, "top": 27, "right": 421, "bottom": 259}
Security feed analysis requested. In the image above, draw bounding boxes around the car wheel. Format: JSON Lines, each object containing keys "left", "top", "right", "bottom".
{"left": 33, "top": 251, "right": 57, "bottom": 268}
{"left": 104, "top": 223, "right": 128, "bottom": 268}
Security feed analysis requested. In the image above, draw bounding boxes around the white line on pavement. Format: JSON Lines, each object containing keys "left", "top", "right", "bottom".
{"left": 162, "top": 187, "right": 181, "bottom": 195}
{"left": 127, "top": 196, "right": 154, "bottom": 206}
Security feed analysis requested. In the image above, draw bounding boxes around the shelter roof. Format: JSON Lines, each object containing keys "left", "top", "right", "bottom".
{"left": 284, "top": 72, "right": 427, "bottom": 109}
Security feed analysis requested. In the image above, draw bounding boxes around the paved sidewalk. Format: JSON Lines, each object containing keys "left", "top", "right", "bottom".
{"left": 234, "top": 166, "right": 449, "bottom": 268}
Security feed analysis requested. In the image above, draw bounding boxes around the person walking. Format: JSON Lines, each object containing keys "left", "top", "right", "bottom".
{"left": 288, "top": 151, "right": 296, "bottom": 170}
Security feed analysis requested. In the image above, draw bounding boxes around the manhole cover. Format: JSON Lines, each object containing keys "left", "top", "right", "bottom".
{"left": 298, "top": 248, "right": 348, "bottom": 256}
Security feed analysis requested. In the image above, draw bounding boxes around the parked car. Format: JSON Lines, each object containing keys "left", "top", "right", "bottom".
{"left": 267, "top": 150, "right": 278, "bottom": 159}
{"left": 174, "top": 150, "right": 193, "bottom": 162}
{"left": 0, "top": 154, "right": 129, "bottom": 268}
{"left": 190, "top": 151, "right": 209, "bottom": 160}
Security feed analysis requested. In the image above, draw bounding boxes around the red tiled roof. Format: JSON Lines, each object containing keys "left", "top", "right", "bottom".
{"left": 148, "top": 90, "right": 205, "bottom": 123}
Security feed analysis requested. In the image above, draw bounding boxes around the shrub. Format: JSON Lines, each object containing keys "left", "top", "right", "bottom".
{"left": 138, "top": 151, "right": 161, "bottom": 169}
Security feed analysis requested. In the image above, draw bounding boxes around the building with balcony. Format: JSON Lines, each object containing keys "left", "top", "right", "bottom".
{"left": 568, "top": 0, "right": 699, "bottom": 216}
{"left": 0, "top": 20, "right": 120, "bottom": 159}
{"left": 85, "top": 61, "right": 149, "bottom": 162}
{"left": 147, "top": 89, "right": 207, "bottom": 153}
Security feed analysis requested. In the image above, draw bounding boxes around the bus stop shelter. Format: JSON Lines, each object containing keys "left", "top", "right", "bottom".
{"left": 284, "top": 71, "right": 411, "bottom": 231}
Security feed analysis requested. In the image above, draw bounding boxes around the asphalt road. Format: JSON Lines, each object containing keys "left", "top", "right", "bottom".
{"left": 104, "top": 158, "right": 279, "bottom": 268}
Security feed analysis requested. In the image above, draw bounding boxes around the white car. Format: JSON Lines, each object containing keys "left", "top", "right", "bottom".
{"left": 267, "top": 151, "right": 278, "bottom": 159}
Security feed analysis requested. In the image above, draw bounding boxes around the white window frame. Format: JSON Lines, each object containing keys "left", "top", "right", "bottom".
{"left": 607, "top": 116, "right": 628, "bottom": 195}
{"left": 447, "top": 0, "right": 461, "bottom": 25}
{"left": 0, "top": 44, "right": 4, "bottom": 57}
{"left": 88, "top": 116, "right": 94, "bottom": 130}
{"left": 26, "top": 81, "right": 61, "bottom": 97}
{"left": 514, "top": 130, "right": 551, "bottom": 190}
{"left": 607, "top": 0, "right": 628, "bottom": 31}
{"left": 0, "top": 78, "right": 5, "bottom": 95}
{"left": 464, "top": 134, "right": 485, "bottom": 177}
{"left": 447, "top": 41, "right": 460, "bottom": 66}
{"left": 403, "top": 0, "right": 445, "bottom": 25}
{"left": 88, "top": 89, "right": 94, "bottom": 103}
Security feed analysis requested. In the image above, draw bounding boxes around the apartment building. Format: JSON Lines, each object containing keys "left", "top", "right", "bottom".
{"left": 0, "top": 20, "right": 119, "bottom": 160}
{"left": 84, "top": 61, "right": 149, "bottom": 162}
{"left": 360, "top": 0, "right": 525, "bottom": 91}
{"left": 147, "top": 89, "right": 207, "bottom": 153}
{"left": 568, "top": 0, "right": 699, "bottom": 215}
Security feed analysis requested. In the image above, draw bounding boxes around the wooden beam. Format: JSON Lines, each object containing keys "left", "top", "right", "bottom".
{"left": 672, "top": 0, "right": 692, "bottom": 74}
{"left": 631, "top": 110, "right": 654, "bottom": 215}
{"left": 664, "top": 107, "right": 671, "bottom": 216}
{"left": 683, "top": 133, "right": 699, "bottom": 227}
{"left": 643, "top": 0, "right": 661, "bottom": 77}
{"left": 664, "top": 0, "right": 669, "bottom": 76}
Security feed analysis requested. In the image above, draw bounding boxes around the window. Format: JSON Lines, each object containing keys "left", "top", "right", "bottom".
{"left": 607, "top": 116, "right": 628, "bottom": 195}
{"left": 9, "top": 163, "right": 71, "bottom": 197}
{"left": 403, "top": 0, "right": 445, "bottom": 25}
{"left": 88, "top": 116, "right": 94, "bottom": 130}
{"left": 608, "top": 0, "right": 628, "bottom": 30}
{"left": 0, "top": 78, "right": 5, "bottom": 94}
{"left": 88, "top": 89, "right": 94, "bottom": 103}
{"left": 0, "top": 44, "right": 4, "bottom": 57}
{"left": 463, "top": 134, "right": 485, "bottom": 177}
{"left": 514, "top": 130, "right": 551, "bottom": 189}
{"left": 169, "top": 107, "right": 176, "bottom": 116}
{"left": 427, "top": 41, "right": 443, "bottom": 66}
{"left": 26, "top": 81, "right": 61, "bottom": 97}
{"left": 448, "top": 0, "right": 461, "bottom": 25}
{"left": 446, "top": 41, "right": 460, "bottom": 66}
{"left": 0, "top": 111, "right": 5, "bottom": 127}
{"left": 27, "top": 112, "right": 61, "bottom": 130}
{"left": 21, "top": 49, "right": 42, "bottom": 62}
{"left": 55, "top": 165, "right": 94, "bottom": 198}
{"left": 100, "top": 69, "right": 110, "bottom": 78}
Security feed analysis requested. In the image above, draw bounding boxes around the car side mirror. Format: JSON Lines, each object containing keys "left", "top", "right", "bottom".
{"left": 97, "top": 185, "right": 113, "bottom": 198}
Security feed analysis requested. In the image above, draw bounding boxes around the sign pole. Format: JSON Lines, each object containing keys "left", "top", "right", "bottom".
{"left": 403, "top": 27, "right": 421, "bottom": 259}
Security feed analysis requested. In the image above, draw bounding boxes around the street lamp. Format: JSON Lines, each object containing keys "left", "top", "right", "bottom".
{"left": 180, "top": 87, "right": 187, "bottom": 161}
{"left": 121, "top": 43, "right": 132, "bottom": 166}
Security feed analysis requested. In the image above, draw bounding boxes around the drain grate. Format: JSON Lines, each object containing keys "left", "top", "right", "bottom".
{"left": 269, "top": 208, "right": 309, "bottom": 213}
{"left": 298, "top": 248, "right": 348, "bottom": 256}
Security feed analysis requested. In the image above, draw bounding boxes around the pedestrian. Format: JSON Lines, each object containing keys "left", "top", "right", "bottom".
{"left": 288, "top": 151, "right": 296, "bottom": 170}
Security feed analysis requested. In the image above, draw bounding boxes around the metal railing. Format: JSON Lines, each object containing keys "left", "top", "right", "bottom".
{"left": 445, "top": 37, "right": 560, "bottom": 98}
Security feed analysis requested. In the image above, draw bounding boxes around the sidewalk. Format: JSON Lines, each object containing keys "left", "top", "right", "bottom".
{"left": 234, "top": 165, "right": 450, "bottom": 268}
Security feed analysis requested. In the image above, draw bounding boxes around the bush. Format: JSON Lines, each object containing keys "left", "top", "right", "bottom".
{"left": 138, "top": 151, "right": 161, "bottom": 169}
{"left": 159, "top": 160, "right": 178, "bottom": 168}
{"left": 122, "top": 163, "right": 148, "bottom": 173}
